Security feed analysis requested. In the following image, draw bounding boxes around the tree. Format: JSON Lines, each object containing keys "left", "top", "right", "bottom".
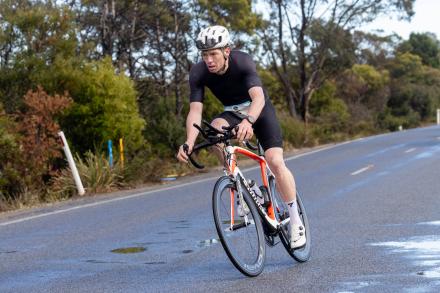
{"left": 258, "top": 0, "right": 414, "bottom": 128}
{"left": 74, "top": 0, "right": 193, "bottom": 117}
{"left": 397, "top": 32, "right": 440, "bottom": 68}
{"left": 337, "top": 64, "right": 390, "bottom": 122}
{"left": 0, "top": 102, "right": 22, "bottom": 203}
{"left": 0, "top": 0, "right": 79, "bottom": 113}
{"left": 61, "top": 58, "right": 146, "bottom": 155}
{"left": 385, "top": 52, "right": 440, "bottom": 128}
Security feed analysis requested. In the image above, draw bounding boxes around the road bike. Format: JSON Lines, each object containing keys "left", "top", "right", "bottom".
{"left": 183, "top": 121, "right": 311, "bottom": 277}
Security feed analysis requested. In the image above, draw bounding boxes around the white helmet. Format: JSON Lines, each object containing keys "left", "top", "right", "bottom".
{"left": 196, "top": 25, "right": 230, "bottom": 51}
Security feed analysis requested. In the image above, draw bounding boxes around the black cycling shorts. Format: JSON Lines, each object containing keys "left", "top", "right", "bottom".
{"left": 213, "top": 99, "right": 283, "bottom": 151}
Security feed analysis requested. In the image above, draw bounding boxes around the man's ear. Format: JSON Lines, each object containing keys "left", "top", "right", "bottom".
{"left": 224, "top": 47, "right": 231, "bottom": 56}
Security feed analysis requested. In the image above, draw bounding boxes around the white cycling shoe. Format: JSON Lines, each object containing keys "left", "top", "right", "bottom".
{"left": 290, "top": 224, "right": 306, "bottom": 249}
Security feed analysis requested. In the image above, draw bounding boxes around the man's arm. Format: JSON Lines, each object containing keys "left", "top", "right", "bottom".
{"left": 185, "top": 102, "right": 203, "bottom": 147}
{"left": 177, "top": 102, "right": 203, "bottom": 163}
{"left": 236, "top": 86, "right": 265, "bottom": 142}
{"left": 247, "top": 86, "right": 265, "bottom": 122}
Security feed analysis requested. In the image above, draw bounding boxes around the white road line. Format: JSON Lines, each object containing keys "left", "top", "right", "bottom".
{"left": 351, "top": 164, "right": 374, "bottom": 176}
{"left": 0, "top": 180, "right": 209, "bottom": 227}
{"left": 405, "top": 148, "right": 416, "bottom": 153}
{"left": 0, "top": 142, "right": 350, "bottom": 227}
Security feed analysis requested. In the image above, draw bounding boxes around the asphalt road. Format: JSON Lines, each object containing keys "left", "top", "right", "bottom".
{"left": 1, "top": 125, "right": 440, "bottom": 292}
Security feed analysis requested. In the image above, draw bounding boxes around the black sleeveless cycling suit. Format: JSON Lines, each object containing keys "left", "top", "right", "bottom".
{"left": 189, "top": 50, "right": 282, "bottom": 151}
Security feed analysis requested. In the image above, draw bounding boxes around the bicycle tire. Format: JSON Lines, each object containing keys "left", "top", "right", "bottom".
{"left": 269, "top": 176, "right": 311, "bottom": 262}
{"left": 212, "top": 176, "right": 266, "bottom": 277}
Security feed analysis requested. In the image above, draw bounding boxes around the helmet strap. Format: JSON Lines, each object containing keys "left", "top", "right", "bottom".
{"left": 217, "top": 47, "right": 229, "bottom": 75}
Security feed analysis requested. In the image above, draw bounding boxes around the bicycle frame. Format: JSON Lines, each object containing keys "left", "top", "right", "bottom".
{"left": 223, "top": 145, "right": 283, "bottom": 231}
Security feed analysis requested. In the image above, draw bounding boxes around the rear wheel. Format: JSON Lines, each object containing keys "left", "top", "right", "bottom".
{"left": 212, "top": 176, "right": 266, "bottom": 277}
{"left": 269, "top": 176, "right": 311, "bottom": 262}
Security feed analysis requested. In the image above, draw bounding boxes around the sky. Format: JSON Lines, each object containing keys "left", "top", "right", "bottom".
{"left": 365, "top": 0, "right": 440, "bottom": 40}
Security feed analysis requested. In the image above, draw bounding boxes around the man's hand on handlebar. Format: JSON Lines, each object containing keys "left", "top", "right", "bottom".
{"left": 176, "top": 120, "right": 254, "bottom": 169}
{"left": 177, "top": 142, "right": 194, "bottom": 163}
{"left": 236, "top": 119, "right": 254, "bottom": 143}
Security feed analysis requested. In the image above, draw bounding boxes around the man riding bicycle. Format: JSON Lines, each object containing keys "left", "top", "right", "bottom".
{"left": 176, "top": 25, "right": 306, "bottom": 249}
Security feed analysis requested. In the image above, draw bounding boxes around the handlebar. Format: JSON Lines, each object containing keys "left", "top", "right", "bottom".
{"left": 183, "top": 120, "right": 256, "bottom": 169}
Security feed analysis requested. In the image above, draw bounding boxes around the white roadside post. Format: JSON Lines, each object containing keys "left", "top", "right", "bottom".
{"left": 437, "top": 109, "right": 440, "bottom": 125}
{"left": 58, "top": 131, "right": 85, "bottom": 196}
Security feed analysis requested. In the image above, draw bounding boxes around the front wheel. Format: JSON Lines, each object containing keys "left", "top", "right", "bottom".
{"left": 270, "top": 176, "right": 311, "bottom": 262}
{"left": 212, "top": 176, "right": 266, "bottom": 277}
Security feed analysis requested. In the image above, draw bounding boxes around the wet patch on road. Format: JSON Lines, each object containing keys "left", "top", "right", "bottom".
{"left": 371, "top": 235, "right": 440, "bottom": 279}
{"left": 197, "top": 238, "right": 219, "bottom": 248}
{"left": 134, "top": 241, "right": 168, "bottom": 246}
{"left": 86, "top": 259, "right": 125, "bottom": 264}
{"left": 111, "top": 246, "right": 147, "bottom": 254}
{"left": 0, "top": 250, "right": 17, "bottom": 254}
{"left": 145, "top": 261, "right": 166, "bottom": 265}
{"left": 337, "top": 281, "right": 378, "bottom": 292}
{"left": 168, "top": 220, "right": 189, "bottom": 224}
{"left": 417, "top": 221, "right": 440, "bottom": 226}
{"left": 157, "top": 231, "right": 176, "bottom": 235}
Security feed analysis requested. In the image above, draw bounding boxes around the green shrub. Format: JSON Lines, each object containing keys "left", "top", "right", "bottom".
{"left": 377, "top": 109, "right": 420, "bottom": 131}
{"left": 309, "top": 82, "right": 351, "bottom": 143}
{"left": 0, "top": 105, "right": 22, "bottom": 200}
{"left": 278, "top": 112, "right": 306, "bottom": 148}
{"left": 61, "top": 58, "right": 146, "bottom": 155}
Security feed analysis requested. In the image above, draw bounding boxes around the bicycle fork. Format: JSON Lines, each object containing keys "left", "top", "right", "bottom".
{"left": 228, "top": 177, "right": 252, "bottom": 231}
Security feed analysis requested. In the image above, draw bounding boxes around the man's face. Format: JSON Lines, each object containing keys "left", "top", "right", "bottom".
{"left": 201, "top": 48, "right": 230, "bottom": 73}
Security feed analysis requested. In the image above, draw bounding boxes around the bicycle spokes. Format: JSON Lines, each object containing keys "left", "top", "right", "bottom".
{"left": 213, "top": 176, "right": 265, "bottom": 276}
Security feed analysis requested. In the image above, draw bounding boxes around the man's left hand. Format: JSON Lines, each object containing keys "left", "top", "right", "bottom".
{"left": 236, "top": 119, "right": 254, "bottom": 142}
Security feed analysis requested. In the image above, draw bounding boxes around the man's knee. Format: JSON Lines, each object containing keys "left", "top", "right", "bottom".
{"left": 211, "top": 118, "right": 229, "bottom": 131}
{"left": 265, "top": 149, "right": 286, "bottom": 175}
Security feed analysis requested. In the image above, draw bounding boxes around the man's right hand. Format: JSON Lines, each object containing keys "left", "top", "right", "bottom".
{"left": 176, "top": 142, "right": 194, "bottom": 163}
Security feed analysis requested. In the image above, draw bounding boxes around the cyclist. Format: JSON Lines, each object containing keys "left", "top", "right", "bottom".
{"left": 176, "top": 25, "right": 306, "bottom": 249}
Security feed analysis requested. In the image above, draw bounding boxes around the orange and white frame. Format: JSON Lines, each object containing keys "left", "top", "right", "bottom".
{"left": 224, "top": 145, "right": 278, "bottom": 229}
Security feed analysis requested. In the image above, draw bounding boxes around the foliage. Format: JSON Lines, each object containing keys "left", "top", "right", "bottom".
{"left": 310, "top": 81, "right": 351, "bottom": 141}
{"left": 2, "top": 0, "right": 440, "bottom": 212}
{"left": 19, "top": 86, "right": 72, "bottom": 181}
{"left": 0, "top": 88, "right": 71, "bottom": 209}
{"left": 50, "top": 151, "right": 125, "bottom": 199}
{"left": 0, "top": 0, "right": 79, "bottom": 113}
{"left": 140, "top": 90, "right": 186, "bottom": 157}
{"left": 336, "top": 64, "right": 390, "bottom": 131}
{"left": 397, "top": 32, "right": 440, "bottom": 68}
{"left": 278, "top": 112, "right": 306, "bottom": 148}
{"left": 196, "top": 0, "right": 261, "bottom": 34}
{"left": 0, "top": 103, "right": 23, "bottom": 208}
{"left": 385, "top": 52, "right": 440, "bottom": 127}
{"left": 61, "top": 58, "right": 146, "bottom": 155}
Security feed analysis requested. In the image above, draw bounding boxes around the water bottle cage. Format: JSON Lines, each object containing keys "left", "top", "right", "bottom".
{"left": 259, "top": 186, "right": 271, "bottom": 207}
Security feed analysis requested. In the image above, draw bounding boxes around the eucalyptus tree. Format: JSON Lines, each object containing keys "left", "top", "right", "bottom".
{"left": 397, "top": 32, "right": 440, "bottom": 68}
{"left": 258, "top": 0, "right": 415, "bottom": 127}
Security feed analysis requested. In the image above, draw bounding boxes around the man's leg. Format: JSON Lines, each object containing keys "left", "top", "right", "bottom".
{"left": 265, "top": 147, "right": 306, "bottom": 249}
{"left": 265, "top": 147, "right": 296, "bottom": 202}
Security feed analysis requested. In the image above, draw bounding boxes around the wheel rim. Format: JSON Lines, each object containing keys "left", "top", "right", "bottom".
{"left": 214, "top": 179, "right": 265, "bottom": 275}
{"left": 270, "top": 177, "right": 311, "bottom": 261}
